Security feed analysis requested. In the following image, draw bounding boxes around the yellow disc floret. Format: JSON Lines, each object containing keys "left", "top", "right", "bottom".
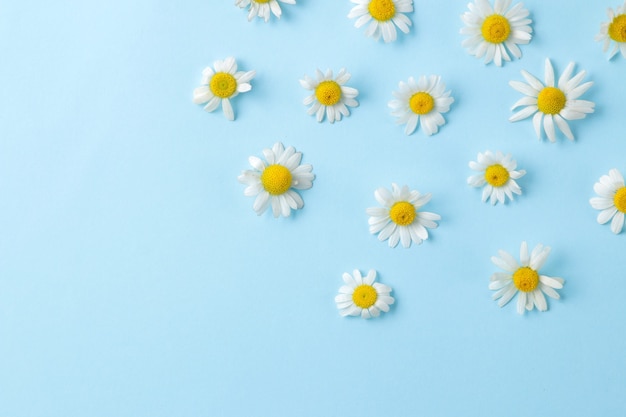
{"left": 513, "top": 266, "right": 540, "bottom": 292}
{"left": 481, "top": 14, "right": 511, "bottom": 44}
{"left": 609, "top": 14, "right": 626, "bottom": 43}
{"left": 614, "top": 187, "right": 626, "bottom": 213}
{"left": 315, "top": 81, "right": 342, "bottom": 106}
{"left": 368, "top": 0, "right": 396, "bottom": 22}
{"left": 409, "top": 92, "right": 435, "bottom": 115}
{"left": 261, "top": 164, "right": 292, "bottom": 195}
{"left": 537, "top": 87, "right": 566, "bottom": 115}
{"left": 389, "top": 201, "right": 416, "bottom": 226}
{"left": 210, "top": 72, "right": 237, "bottom": 99}
{"left": 254, "top": 0, "right": 271, "bottom": 3}
{"left": 352, "top": 285, "right": 378, "bottom": 309}
{"left": 484, "top": 164, "right": 510, "bottom": 187}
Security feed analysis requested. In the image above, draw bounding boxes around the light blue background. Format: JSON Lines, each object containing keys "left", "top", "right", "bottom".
{"left": 1, "top": 0, "right": 625, "bottom": 416}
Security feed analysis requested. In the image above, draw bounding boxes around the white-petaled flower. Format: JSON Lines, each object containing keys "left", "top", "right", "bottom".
{"left": 595, "top": 1, "right": 626, "bottom": 59}
{"left": 590, "top": 168, "right": 626, "bottom": 234}
{"left": 467, "top": 151, "right": 526, "bottom": 205}
{"left": 299, "top": 69, "right": 359, "bottom": 123}
{"left": 193, "top": 57, "right": 256, "bottom": 121}
{"left": 238, "top": 142, "right": 314, "bottom": 218}
{"left": 509, "top": 58, "right": 594, "bottom": 142}
{"left": 335, "top": 269, "right": 395, "bottom": 319}
{"left": 366, "top": 183, "right": 440, "bottom": 248}
{"left": 389, "top": 75, "right": 454, "bottom": 136}
{"left": 490, "top": 242, "right": 564, "bottom": 315}
{"left": 460, "top": 0, "right": 532, "bottom": 67}
{"left": 347, "top": 0, "right": 413, "bottom": 43}
{"left": 235, "top": 0, "right": 295, "bottom": 23}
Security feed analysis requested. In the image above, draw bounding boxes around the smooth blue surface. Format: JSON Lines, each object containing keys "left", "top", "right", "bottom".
{"left": 1, "top": 1, "right": 625, "bottom": 416}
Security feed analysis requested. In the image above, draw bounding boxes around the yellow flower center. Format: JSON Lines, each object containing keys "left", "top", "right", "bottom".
{"left": 261, "top": 164, "right": 292, "bottom": 195}
{"left": 513, "top": 267, "right": 540, "bottom": 292}
{"left": 368, "top": 0, "right": 396, "bottom": 22}
{"left": 484, "top": 164, "right": 510, "bottom": 187}
{"left": 389, "top": 201, "right": 416, "bottom": 226}
{"left": 315, "top": 81, "right": 342, "bottom": 106}
{"left": 609, "top": 14, "right": 626, "bottom": 42}
{"left": 614, "top": 187, "right": 626, "bottom": 213}
{"left": 209, "top": 72, "right": 237, "bottom": 99}
{"left": 481, "top": 14, "right": 511, "bottom": 44}
{"left": 352, "top": 285, "right": 378, "bottom": 309}
{"left": 537, "top": 87, "right": 566, "bottom": 115}
{"left": 254, "top": 0, "right": 271, "bottom": 3}
{"left": 409, "top": 92, "right": 435, "bottom": 115}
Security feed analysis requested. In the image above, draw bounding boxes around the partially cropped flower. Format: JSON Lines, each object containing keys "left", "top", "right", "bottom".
{"left": 595, "top": 1, "right": 626, "bottom": 59}
{"left": 238, "top": 142, "right": 314, "bottom": 218}
{"left": 590, "top": 168, "right": 626, "bottom": 234}
{"left": 235, "top": 0, "right": 295, "bottom": 23}
{"left": 193, "top": 57, "right": 255, "bottom": 121}
{"left": 299, "top": 68, "right": 359, "bottom": 123}
{"left": 347, "top": 0, "right": 413, "bottom": 43}
{"left": 468, "top": 151, "right": 526, "bottom": 205}
{"left": 335, "top": 269, "right": 395, "bottom": 319}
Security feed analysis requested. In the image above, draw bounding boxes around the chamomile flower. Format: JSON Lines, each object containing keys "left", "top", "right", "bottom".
{"left": 238, "top": 142, "right": 314, "bottom": 218}
{"left": 235, "top": 0, "right": 295, "bottom": 23}
{"left": 590, "top": 168, "right": 626, "bottom": 234}
{"left": 490, "top": 242, "right": 564, "bottom": 315}
{"left": 509, "top": 58, "right": 595, "bottom": 142}
{"left": 335, "top": 269, "right": 395, "bottom": 319}
{"left": 389, "top": 75, "right": 454, "bottom": 136}
{"left": 467, "top": 151, "right": 526, "bottom": 205}
{"left": 347, "top": 0, "right": 413, "bottom": 43}
{"left": 595, "top": 1, "right": 626, "bottom": 59}
{"left": 460, "top": 0, "right": 533, "bottom": 67}
{"left": 299, "top": 68, "right": 359, "bottom": 123}
{"left": 193, "top": 57, "right": 256, "bottom": 121}
{"left": 366, "top": 183, "right": 440, "bottom": 248}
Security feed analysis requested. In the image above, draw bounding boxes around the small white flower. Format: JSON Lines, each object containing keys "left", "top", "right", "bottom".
{"left": 490, "top": 242, "right": 564, "bottom": 315}
{"left": 335, "top": 269, "right": 395, "bottom": 319}
{"left": 460, "top": 0, "right": 533, "bottom": 67}
{"left": 595, "top": 1, "right": 626, "bottom": 60}
{"left": 299, "top": 69, "right": 359, "bottom": 123}
{"left": 389, "top": 75, "right": 454, "bottom": 136}
{"left": 467, "top": 151, "right": 526, "bottom": 205}
{"left": 366, "top": 183, "right": 440, "bottom": 248}
{"left": 509, "top": 58, "right": 594, "bottom": 142}
{"left": 347, "top": 0, "right": 413, "bottom": 43}
{"left": 590, "top": 168, "right": 626, "bottom": 234}
{"left": 193, "top": 57, "right": 256, "bottom": 121}
{"left": 235, "top": 0, "right": 295, "bottom": 23}
{"left": 238, "top": 142, "right": 314, "bottom": 218}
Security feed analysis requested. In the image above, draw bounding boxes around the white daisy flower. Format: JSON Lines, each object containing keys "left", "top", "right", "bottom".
{"left": 490, "top": 242, "right": 564, "bottom": 315}
{"left": 235, "top": 0, "right": 295, "bottom": 23}
{"left": 238, "top": 142, "right": 314, "bottom": 218}
{"left": 193, "top": 57, "right": 256, "bottom": 121}
{"left": 460, "top": 0, "right": 533, "bottom": 67}
{"left": 347, "top": 0, "right": 413, "bottom": 43}
{"left": 389, "top": 75, "right": 454, "bottom": 136}
{"left": 335, "top": 269, "right": 395, "bottom": 319}
{"left": 595, "top": 1, "right": 626, "bottom": 60}
{"left": 467, "top": 151, "right": 526, "bottom": 205}
{"left": 299, "top": 68, "right": 359, "bottom": 123}
{"left": 590, "top": 168, "right": 626, "bottom": 234}
{"left": 366, "top": 183, "right": 441, "bottom": 248}
{"left": 509, "top": 58, "right": 595, "bottom": 142}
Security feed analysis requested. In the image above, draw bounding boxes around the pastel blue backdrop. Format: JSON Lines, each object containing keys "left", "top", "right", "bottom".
{"left": 1, "top": 0, "right": 625, "bottom": 416}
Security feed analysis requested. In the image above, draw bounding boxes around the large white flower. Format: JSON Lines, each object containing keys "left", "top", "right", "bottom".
{"left": 460, "top": 0, "right": 532, "bottom": 67}
{"left": 509, "top": 58, "right": 594, "bottom": 142}
{"left": 299, "top": 69, "right": 359, "bottom": 123}
{"left": 366, "top": 183, "right": 440, "bottom": 248}
{"left": 238, "top": 142, "right": 314, "bottom": 218}
{"left": 490, "top": 242, "right": 564, "bottom": 315}
{"left": 235, "top": 0, "right": 295, "bottom": 23}
{"left": 193, "top": 57, "right": 256, "bottom": 121}
{"left": 595, "top": 1, "right": 626, "bottom": 60}
{"left": 590, "top": 168, "right": 626, "bottom": 234}
{"left": 468, "top": 151, "right": 526, "bottom": 205}
{"left": 347, "top": 0, "right": 413, "bottom": 43}
{"left": 389, "top": 75, "right": 454, "bottom": 136}
{"left": 335, "top": 269, "right": 395, "bottom": 319}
